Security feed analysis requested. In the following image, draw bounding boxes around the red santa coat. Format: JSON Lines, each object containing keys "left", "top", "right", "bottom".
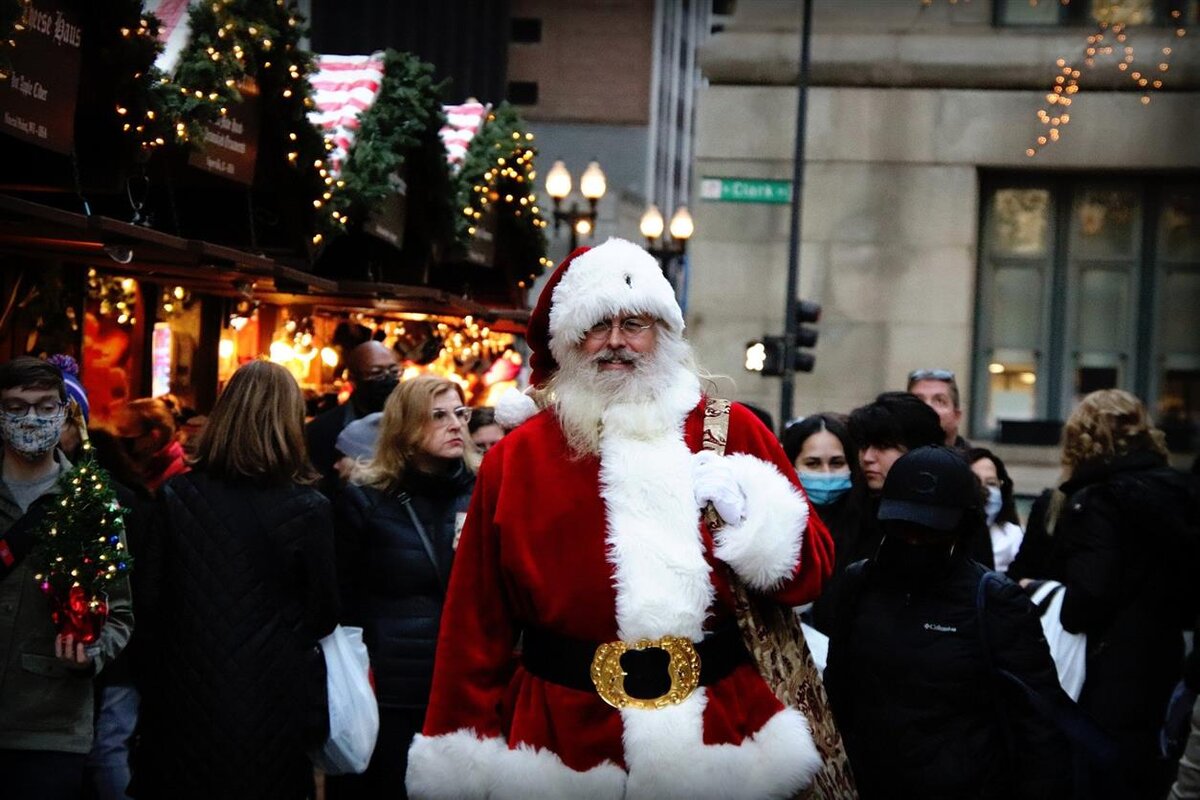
{"left": 407, "top": 393, "right": 834, "bottom": 800}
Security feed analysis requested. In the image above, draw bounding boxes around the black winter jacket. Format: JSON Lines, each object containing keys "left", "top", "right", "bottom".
{"left": 1050, "top": 451, "right": 1200, "bottom": 796}
{"left": 825, "top": 550, "right": 1071, "bottom": 799}
{"left": 335, "top": 463, "right": 474, "bottom": 710}
{"left": 132, "top": 472, "right": 339, "bottom": 800}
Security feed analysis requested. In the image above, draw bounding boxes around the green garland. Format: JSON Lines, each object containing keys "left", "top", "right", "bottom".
{"left": 321, "top": 50, "right": 452, "bottom": 239}
{"left": 454, "top": 102, "right": 550, "bottom": 287}
{"left": 31, "top": 443, "right": 131, "bottom": 641}
{"left": 162, "top": 0, "right": 330, "bottom": 236}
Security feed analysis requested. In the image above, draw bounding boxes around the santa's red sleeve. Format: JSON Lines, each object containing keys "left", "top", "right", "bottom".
{"left": 705, "top": 401, "right": 834, "bottom": 607}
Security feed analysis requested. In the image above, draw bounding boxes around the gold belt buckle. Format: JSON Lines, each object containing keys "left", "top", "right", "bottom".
{"left": 590, "top": 635, "right": 701, "bottom": 710}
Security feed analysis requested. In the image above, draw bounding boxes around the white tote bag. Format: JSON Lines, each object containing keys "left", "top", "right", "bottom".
{"left": 311, "top": 625, "right": 380, "bottom": 774}
{"left": 1030, "top": 581, "right": 1087, "bottom": 701}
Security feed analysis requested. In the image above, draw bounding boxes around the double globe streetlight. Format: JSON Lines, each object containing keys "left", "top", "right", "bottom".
{"left": 640, "top": 203, "right": 693, "bottom": 273}
{"left": 545, "top": 159, "right": 607, "bottom": 251}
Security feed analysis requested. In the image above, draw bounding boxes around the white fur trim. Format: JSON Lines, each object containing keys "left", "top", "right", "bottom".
{"left": 621, "top": 691, "right": 821, "bottom": 799}
{"left": 406, "top": 729, "right": 626, "bottom": 800}
{"left": 548, "top": 238, "right": 684, "bottom": 366}
{"left": 598, "top": 378, "right": 710, "bottom": 641}
{"left": 494, "top": 387, "right": 539, "bottom": 430}
{"left": 712, "top": 454, "right": 808, "bottom": 591}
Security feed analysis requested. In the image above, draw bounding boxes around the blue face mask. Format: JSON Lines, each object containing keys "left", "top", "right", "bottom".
{"left": 984, "top": 486, "right": 1003, "bottom": 526}
{"left": 798, "top": 472, "right": 852, "bottom": 506}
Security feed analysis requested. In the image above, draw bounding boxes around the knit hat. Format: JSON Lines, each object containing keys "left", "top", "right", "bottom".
{"left": 526, "top": 237, "right": 684, "bottom": 388}
{"left": 335, "top": 412, "right": 383, "bottom": 461}
{"left": 46, "top": 354, "right": 89, "bottom": 424}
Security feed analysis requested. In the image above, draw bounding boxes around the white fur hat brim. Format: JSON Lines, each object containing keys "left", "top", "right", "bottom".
{"left": 547, "top": 238, "right": 683, "bottom": 366}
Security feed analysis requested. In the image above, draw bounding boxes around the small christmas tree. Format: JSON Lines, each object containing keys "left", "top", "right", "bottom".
{"left": 31, "top": 438, "right": 131, "bottom": 645}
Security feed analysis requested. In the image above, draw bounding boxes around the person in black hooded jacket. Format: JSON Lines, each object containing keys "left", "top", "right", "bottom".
{"left": 329, "top": 375, "right": 477, "bottom": 800}
{"left": 132, "top": 360, "right": 339, "bottom": 800}
{"left": 825, "top": 446, "right": 1072, "bottom": 799}
{"left": 1049, "top": 389, "right": 1200, "bottom": 799}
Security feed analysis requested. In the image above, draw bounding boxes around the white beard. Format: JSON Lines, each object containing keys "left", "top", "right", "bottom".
{"left": 549, "top": 330, "right": 701, "bottom": 456}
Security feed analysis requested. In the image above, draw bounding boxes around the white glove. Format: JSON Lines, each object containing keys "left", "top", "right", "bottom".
{"left": 692, "top": 450, "right": 746, "bottom": 525}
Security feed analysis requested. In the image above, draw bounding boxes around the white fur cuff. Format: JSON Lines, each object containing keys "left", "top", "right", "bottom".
{"left": 406, "top": 729, "right": 626, "bottom": 800}
{"left": 711, "top": 454, "right": 808, "bottom": 591}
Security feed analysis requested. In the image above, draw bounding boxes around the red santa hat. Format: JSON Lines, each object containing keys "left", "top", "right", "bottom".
{"left": 498, "top": 238, "right": 683, "bottom": 429}
{"left": 527, "top": 237, "right": 684, "bottom": 387}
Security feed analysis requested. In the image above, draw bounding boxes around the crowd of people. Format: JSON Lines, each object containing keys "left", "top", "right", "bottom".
{"left": 0, "top": 236, "right": 1198, "bottom": 799}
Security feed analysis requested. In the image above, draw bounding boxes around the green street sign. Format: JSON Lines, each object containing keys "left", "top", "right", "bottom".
{"left": 699, "top": 177, "right": 792, "bottom": 204}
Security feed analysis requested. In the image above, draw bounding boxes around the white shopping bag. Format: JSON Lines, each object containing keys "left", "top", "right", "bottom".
{"left": 1030, "top": 581, "right": 1086, "bottom": 701}
{"left": 311, "top": 625, "right": 380, "bottom": 774}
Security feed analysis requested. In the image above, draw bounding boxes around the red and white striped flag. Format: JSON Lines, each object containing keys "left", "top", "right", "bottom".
{"left": 308, "top": 53, "right": 386, "bottom": 176}
{"left": 145, "top": 0, "right": 194, "bottom": 75}
{"left": 441, "top": 101, "right": 490, "bottom": 171}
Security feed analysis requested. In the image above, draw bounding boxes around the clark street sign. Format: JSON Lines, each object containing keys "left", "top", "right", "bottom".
{"left": 700, "top": 177, "right": 792, "bottom": 204}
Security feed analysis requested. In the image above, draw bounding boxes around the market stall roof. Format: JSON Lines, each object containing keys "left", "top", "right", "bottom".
{"left": 0, "top": 193, "right": 529, "bottom": 331}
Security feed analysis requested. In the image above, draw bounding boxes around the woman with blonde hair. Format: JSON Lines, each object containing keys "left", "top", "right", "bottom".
{"left": 329, "top": 375, "right": 477, "bottom": 800}
{"left": 1049, "top": 389, "right": 1199, "bottom": 798}
{"left": 132, "top": 360, "right": 339, "bottom": 800}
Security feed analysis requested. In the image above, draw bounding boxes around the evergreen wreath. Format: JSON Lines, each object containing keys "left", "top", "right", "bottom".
{"left": 319, "top": 49, "right": 455, "bottom": 242}
{"left": 454, "top": 102, "right": 550, "bottom": 287}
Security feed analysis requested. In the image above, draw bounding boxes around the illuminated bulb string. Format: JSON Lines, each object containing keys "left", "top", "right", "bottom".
{"left": 1026, "top": 6, "right": 1187, "bottom": 157}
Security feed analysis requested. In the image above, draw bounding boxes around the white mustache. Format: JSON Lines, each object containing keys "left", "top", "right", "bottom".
{"left": 592, "top": 349, "right": 640, "bottom": 366}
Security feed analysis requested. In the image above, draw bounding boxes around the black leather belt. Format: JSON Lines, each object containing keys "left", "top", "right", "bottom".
{"left": 522, "top": 623, "right": 749, "bottom": 702}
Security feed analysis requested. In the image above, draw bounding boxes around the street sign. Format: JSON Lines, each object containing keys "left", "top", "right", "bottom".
{"left": 699, "top": 177, "right": 792, "bottom": 204}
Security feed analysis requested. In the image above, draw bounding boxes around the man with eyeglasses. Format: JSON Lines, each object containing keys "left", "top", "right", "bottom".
{"left": 907, "top": 368, "right": 970, "bottom": 449}
{"left": 408, "top": 238, "right": 834, "bottom": 799}
{"left": 0, "top": 357, "right": 133, "bottom": 799}
{"left": 306, "top": 339, "right": 401, "bottom": 494}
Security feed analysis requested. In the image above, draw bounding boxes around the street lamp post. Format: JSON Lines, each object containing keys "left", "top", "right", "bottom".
{"left": 545, "top": 159, "right": 607, "bottom": 251}
{"left": 640, "top": 204, "right": 694, "bottom": 274}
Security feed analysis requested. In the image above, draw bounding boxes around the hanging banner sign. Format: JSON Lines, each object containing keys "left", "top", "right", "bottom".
{"left": 0, "top": 0, "right": 83, "bottom": 154}
{"left": 188, "top": 79, "right": 261, "bottom": 185}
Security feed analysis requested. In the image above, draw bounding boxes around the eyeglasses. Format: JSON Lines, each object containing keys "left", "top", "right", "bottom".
{"left": 1, "top": 399, "right": 67, "bottom": 420}
{"left": 431, "top": 406, "right": 472, "bottom": 426}
{"left": 584, "top": 316, "right": 656, "bottom": 340}
{"left": 907, "top": 368, "right": 955, "bottom": 383}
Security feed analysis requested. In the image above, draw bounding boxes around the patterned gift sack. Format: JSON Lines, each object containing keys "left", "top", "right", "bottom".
{"left": 702, "top": 398, "right": 858, "bottom": 800}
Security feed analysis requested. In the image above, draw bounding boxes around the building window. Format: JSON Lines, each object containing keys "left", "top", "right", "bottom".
{"left": 994, "top": 0, "right": 1198, "bottom": 26}
{"left": 506, "top": 81, "right": 539, "bottom": 105}
{"left": 510, "top": 17, "right": 542, "bottom": 43}
{"left": 974, "top": 174, "right": 1200, "bottom": 452}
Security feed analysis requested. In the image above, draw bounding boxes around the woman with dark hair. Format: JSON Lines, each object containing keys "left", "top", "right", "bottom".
{"left": 330, "top": 375, "right": 478, "bottom": 799}
{"left": 133, "top": 360, "right": 339, "bottom": 800}
{"left": 782, "top": 413, "right": 864, "bottom": 632}
{"left": 967, "top": 447, "right": 1024, "bottom": 574}
{"left": 466, "top": 405, "right": 504, "bottom": 455}
{"left": 1049, "top": 389, "right": 1199, "bottom": 798}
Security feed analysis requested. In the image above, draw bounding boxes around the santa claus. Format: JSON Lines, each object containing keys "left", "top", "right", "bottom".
{"left": 406, "top": 237, "right": 834, "bottom": 799}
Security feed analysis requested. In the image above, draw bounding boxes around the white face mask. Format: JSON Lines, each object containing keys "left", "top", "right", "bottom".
{"left": 984, "top": 485, "right": 1003, "bottom": 526}
{"left": 0, "top": 410, "right": 65, "bottom": 461}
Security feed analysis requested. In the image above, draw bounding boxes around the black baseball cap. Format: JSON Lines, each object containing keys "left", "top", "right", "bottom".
{"left": 878, "top": 446, "right": 978, "bottom": 531}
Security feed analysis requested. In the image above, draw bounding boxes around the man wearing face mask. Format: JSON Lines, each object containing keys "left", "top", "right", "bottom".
{"left": 306, "top": 340, "right": 401, "bottom": 495}
{"left": 0, "top": 357, "right": 134, "bottom": 799}
{"left": 824, "top": 446, "right": 1071, "bottom": 799}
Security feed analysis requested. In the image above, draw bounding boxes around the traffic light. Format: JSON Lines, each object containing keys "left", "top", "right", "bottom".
{"left": 793, "top": 299, "right": 821, "bottom": 373}
{"left": 743, "top": 301, "right": 822, "bottom": 376}
{"left": 745, "top": 336, "right": 787, "bottom": 376}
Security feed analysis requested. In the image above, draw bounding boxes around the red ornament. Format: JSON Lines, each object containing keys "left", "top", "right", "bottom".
{"left": 44, "top": 584, "right": 109, "bottom": 645}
